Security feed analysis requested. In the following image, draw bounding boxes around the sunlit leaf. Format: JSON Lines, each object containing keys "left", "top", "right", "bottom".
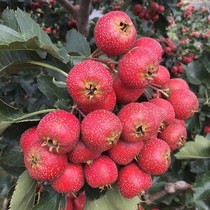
{"left": 9, "top": 171, "right": 37, "bottom": 210}
{"left": 175, "top": 135, "right": 210, "bottom": 159}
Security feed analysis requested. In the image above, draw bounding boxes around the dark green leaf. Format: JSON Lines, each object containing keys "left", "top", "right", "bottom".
{"left": 84, "top": 185, "right": 140, "bottom": 210}
{"left": 0, "top": 8, "right": 69, "bottom": 63}
{"left": 66, "top": 29, "right": 91, "bottom": 57}
{"left": 0, "top": 50, "right": 42, "bottom": 75}
{"left": 37, "top": 75, "right": 69, "bottom": 106}
{"left": 0, "top": 99, "right": 24, "bottom": 122}
{"left": 185, "top": 61, "right": 210, "bottom": 87}
{"left": 193, "top": 172, "right": 210, "bottom": 201}
{"left": 33, "top": 189, "right": 62, "bottom": 210}
{"left": 9, "top": 171, "right": 37, "bottom": 210}
{"left": 175, "top": 135, "right": 210, "bottom": 159}
{"left": 0, "top": 175, "right": 13, "bottom": 196}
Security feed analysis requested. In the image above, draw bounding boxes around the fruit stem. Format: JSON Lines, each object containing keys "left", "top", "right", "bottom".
{"left": 23, "top": 61, "right": 68, "bottom": 77}
{"left": 150, "top": 85, "right": 169, "bottom": 98}
{"left": 13, "top": 109, "right": 56, "bottom": 122}
{"left": 89, "top": 48, "right": 104, "bottom": 58}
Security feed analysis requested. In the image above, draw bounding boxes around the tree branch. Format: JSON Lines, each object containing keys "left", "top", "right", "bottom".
{"left": 77, "top": 0, "right": 92, "bottom": 37}
{"left": 143, "top": 181, "right": 192, "bottom": 205}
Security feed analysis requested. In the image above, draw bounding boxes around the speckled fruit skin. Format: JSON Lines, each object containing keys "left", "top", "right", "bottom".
{"left": 118, "top": 102, "right": 160, "bottom": 142}
{"left": 24, "top": 143, "right": 67, "bottom": 181}
{"left": 137, "top": 138, "right": 171, "bottom": 175}
{"left": 167, "top": 89, "right": 199, "bottom": 120}
{"left": 153, "top": 65, "right": 170, "bottom": 86}
{"left": 81, "top": 109, "right": 122, "bottom": 152}
{"left": 161, "top": 78, "right": 189, "bottom": 95}
{"left": 68, "top": 140, "right": 101, "bottom": 164}
{"left": 66, "top": 60, "right": 113, "bottom": 105}
{"left": 37, "top": 110, "right": 80, "bottom": 154}
{"left": 150, "top": 98, "right": 175, "bottom": 126}
{"left": 84, "top": 155, "right": 118, "bottom": 189}
{"left": 118, "top": 47, "right": 159, "bottom": 89}
{"left": 51, "top": 163, "right": 84, "bottom": 193}
{"left": 94, "top": 11, "right": 137, "bottom": 56}
{"left": 20, "top": 127, "right": 40, "bottom": 153}
{"left": 113, "top": 77, "right": 144, "bottom": 105}
{"left": 135, "top": 37, "right": 163, "bottom": 62}
{"left": 76, "top": 89, "right": 116, "bottom": 115}
{"left": 117, "top": 163, "right": 152, "bottom": 199}
{"left": 158, "top": 122, "right": 187, "bottom": 151}
{"left": 108, "top": 139, "right": 143, "bottom": 165}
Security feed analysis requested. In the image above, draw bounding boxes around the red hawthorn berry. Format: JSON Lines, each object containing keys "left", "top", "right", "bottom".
{"left": 94, "top": 11, "right": 137, "bottom": 56}
{"left": 73, "top": 191, "right": 86, "bottom": 210}
{"left": 66, "top": 60, "right": 113, "bottom": 105}
{"left": 167, "top": 89, "right": 199, "bottom": 120}
{"left": 20, "top": 127, "right": 40, "bottom": 153}
{"left": 118, "top": 102, "right": 161, "bottom": 143}
{"left": 150, "top": 2, "right": 159, "bottom": 11}
{"left": 84, "top": 155, "right": 118, "bottom": 189}
{"left": 161, "top": 78, "right": 189, "bottom": 96}
{"left": 137, "top": 138, "right": 171, "bottom": 175}
{"left": 135, "top": 37, "right": 163, "bottom": 62}
{"left": 150, "top": 98, "right": 175, "bottom": 126}
{"left": 37, "top": 110, "right": 80, "bottom": 154}
{"left": 108, "top": 139, "right": 143, "bottom": 165}
{"left": 81, "top": 109, "right": 122, "bottom": 152}
{"left": 133, "top": 4, "right": 142, "bottom": 16}
{"left": 117, "top": 163, "right": 152, "bottom": 199}
{"left": 118, "top": 47, "right": 159, "bottom": 89}
{"left": 68, "top": 140, "right": 101, "bottom": 164}
{"left": 113, "top": 77, "right": 144, "bottom": 105}
{"left": 76, "top": 88, "right": 116, "bottom": 115}
{"left": 153, "top": 65, "right": 170, "bottom": 86}
{"left": 158, "top": 5, "right": 165, "bottom": 13}
{"left": 51, "top": 163, "right": 84, "bottom": 194}
{"left": 138, "top": 8, "right": 146, "bottom": 18}
{"left": 158, "top": 121, "right": 187, "bottom": 150}
{"left": 24, "top": 143, "right": 67, "bottom": 181}
{"left": 204, "top": 125, "right": 210, "bottom": 134}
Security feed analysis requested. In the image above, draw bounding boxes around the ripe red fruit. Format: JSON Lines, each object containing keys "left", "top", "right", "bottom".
{"left": 153, "top": 65, "right": 170, "bottom": 86}
{"left": 37, "top": 110, "right": 80, "bottom": 154}
{"left": 24, "top": 143, "right": 67, "bottom": 181}
{"left": 150, "top": 2, "right": 159, "bottom": 11}
{"left": 158, "top": 122, "right": 187, "bottom": 150}
{"left": 51, "top": 163, "right": 84, "bottom": 194}
{"left": 20, "top": 127, "right": 40, "bottom": 153}
{"left": 167, "top": 89, "right": 199, "bottom": 120}
{"left": 108, "top": 139, "right": 143, "bottom": 165}
{"left": 63, "top": 195, "right": 73, "bottom": 210}
{"left": 81, "top": 109, "right": 122, "bottom": 152}
{"left": 94, "top": 11, "right": 137, "bottom": 56}
{"left": 137, "top": 138, "right": 171, "bottom": 175}
{"left": 150, "top": 98, "right": 175, "bottom": 126}
{"left": 118, "top": 47, "right": 159, "bottom": 89}
{"left": 76, "top": 89, "right": 116, "bottom": 115}
{"left": 118, "top": 102, "right": 160, "bottom": 143}
{"left": 73, "top": 191, "right": 86, "bottom": 210}
{"left": 66, "top": 60, "right": 113, "bottom": 105}
{"left": 161, "top": 78, "right": 189, "bottom": 95}
{"left": 68, "top": 140, "right": 101, "bottom": 164}
{"left": 117, "top": 163, "right": 152, "bottom": 199}
{"left": 135, "top": 37, "right": 163, "bottom": 62}
{"left": 84, "top": 155, "right": 118, "bottom": 189}
{"left": 113, "top": 77, "right": 144, "bottom": 104}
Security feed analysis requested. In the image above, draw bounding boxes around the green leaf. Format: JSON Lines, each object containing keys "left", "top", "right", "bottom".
{"left": 0, "top": 50, "right": 42, "bottom": 75}
{"left": 175, "top": 135, "right": 210, "bottom": 159}
{"left": 185, "top": 61, "right": 210, "bottom": 87}
{"left": 33, "top": 189, "right": 62, "bottom": 210}
{"left": 0, "top": 8, "right": 69, "bottom": 63}
{"left": 37, "top": 75, "right": 70, "bottom": 106}
{"left": 0, "top": 99, "right": 24, "bottom": 122}
{"left": 66, "top": 29, "right": 91, "bottom": 57}
{"left": 84, "top": 185, "right": 140, "bottom": 210}
{"left": 0, "top": 122, "right": 11, "bottom": 135}
{"left": 193, "top": 172, "right": 210, "bottom": 201}
{"left": 9, "top": 171, "right": 37, "bottom": 210}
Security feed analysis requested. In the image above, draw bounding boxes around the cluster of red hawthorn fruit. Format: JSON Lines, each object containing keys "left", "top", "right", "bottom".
{"left": 133, "top": 2, "right": 165, "bottom": 22}
{"left": 20, "top": 10, "right": 199, "bottom": 208}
